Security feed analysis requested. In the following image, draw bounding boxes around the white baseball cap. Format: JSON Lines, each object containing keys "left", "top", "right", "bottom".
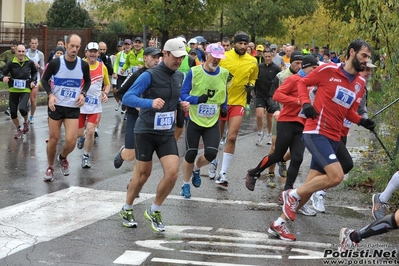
{"left": 188, "top": 38, "right": 198, "bottom": 44}
{"left": 86, "top": 42, "right": 99, "bottom": 51}
{"left": 366, "top": 62, "right": 377, "bottom": 68}
{"left": 164, "top": 39, "right": 188, "bottom": 57}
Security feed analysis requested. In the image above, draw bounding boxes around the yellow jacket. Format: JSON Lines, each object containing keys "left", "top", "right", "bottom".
{"left": 219, "top": 49, "right": 258, "bottom": 107}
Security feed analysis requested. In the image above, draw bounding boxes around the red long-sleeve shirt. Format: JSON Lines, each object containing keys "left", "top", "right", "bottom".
{"left": 297, "top": 63, "right": 365, "bottom": 141}
{"left": 273, "top": 74, "right": 306, "bottom": 125}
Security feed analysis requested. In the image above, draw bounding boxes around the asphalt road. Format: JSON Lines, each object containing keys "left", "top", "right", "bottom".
{"left": 0, "top": 100, "right": 396, "bottom": 266}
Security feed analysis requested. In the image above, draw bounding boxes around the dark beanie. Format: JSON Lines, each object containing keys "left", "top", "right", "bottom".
{"left": 234, "top": 34, "right": 249, "bottom": 43}
{"left": 302, "top": 55, "right": 319, "bottom": 68}
{"left": 290, "top": 51, "right": 303, "bottom": 63}
{"left": 54, "top": 46, "right": 65, "bottom": 53}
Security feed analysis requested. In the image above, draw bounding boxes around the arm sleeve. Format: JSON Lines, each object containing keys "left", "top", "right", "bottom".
{"left": 180, "top": 70, "right": 198, "bottom": 103}
{"left": 113, "top": 53, "right": 120, "bottom": 74}
{"left": 117, "top": 70, "right": 140, "bottom": 100}
{"left": 273, "top": 77, "right": 299, "bottom": 105}
{"left": 81, "top": 61, "right": 91, "bottom": 93}
{"left": 357, "top": 89, "right": 368, "bottom": 118}
{"left": 122, "top": 71, "right": 153, "bottom": 108}
{"left": 122, "top": 53, "right": 130, "bottom": 71}
{"left": 41, "top": 59, "right": 59, "bottom": 94}
{"left": 249, "top": 62, "right": 259, "bottom": 85}
{"left": 0, "top": 61, "right": 11, "bottom": 80}
{"left": 39, "top": 52, "right": 45, "bottom": 69}
{"left": 266, "top": 76, "right": 281, "bottom": 113}
{"left": 102, "top": 65, "right": 110, "bottom": 85}
{"left": 30, "top": 62, "right": 38, "bottom": 82}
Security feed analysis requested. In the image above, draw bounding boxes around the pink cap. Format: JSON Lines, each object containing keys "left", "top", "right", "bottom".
{"left": 205, "top": 43, "right": 226, "bottom": 59}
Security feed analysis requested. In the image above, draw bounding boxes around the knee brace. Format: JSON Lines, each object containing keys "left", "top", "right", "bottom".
{"left": 204, "top": 147, "right": 218, "bottom": 162}
{"left": 184, "top": 148, "right": 198, "bottom": 164}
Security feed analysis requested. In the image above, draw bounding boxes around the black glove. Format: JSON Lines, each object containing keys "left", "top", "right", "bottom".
{"left": 244, "top": 84, "right": 254, "bottom": 93}
{"left": 227, "top": 72, "right": 234, "bottom": 82}
{"left": 302, "top": 103, "right": 318, "bottom": 119}
{"left": 359, "top": 118, "right": 376, "bottom": 131}
{"left": 220, "top": 107, "right": 227, "bottom": 118}
{"left": 198, "top": 94, "right": 208, "bottom": 104}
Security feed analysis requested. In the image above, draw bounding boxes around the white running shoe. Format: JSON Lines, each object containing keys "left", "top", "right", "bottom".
{"left": 298, "top": 203, "right": 317, "bottom": 216}
{"left": 208, "top": 158, "right": 219, "bottom": 179}
{"left": 266, "top": 133, "right": 272, "bottom": 145}
{"left": 215, "top": 171, "right": 228, "bottom": 187}
{"left": 255, "top": 131, "right": 264, "bottom": 146}
{"left": 311, "top": 192, "right": 326, "bottom": 213}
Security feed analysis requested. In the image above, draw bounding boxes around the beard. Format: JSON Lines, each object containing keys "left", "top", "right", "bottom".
{"left": 208, "top": 63, "right": 218, "bottom": 71}
{"left": 352, "top": 53, "right": 366, "bottom": 72}
{"left": 234, "top": 47, "right": 245, "bottom": 55}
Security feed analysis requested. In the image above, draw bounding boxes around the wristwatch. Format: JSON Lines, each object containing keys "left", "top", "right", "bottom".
{"left": 80, "top": 90, "right": 87, "bottom": 97}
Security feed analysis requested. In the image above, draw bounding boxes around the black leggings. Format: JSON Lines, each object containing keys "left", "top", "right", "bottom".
{"left": 249, "top": 121, "right": 305, "bottom": 190}
{"left": 336, "top": 136, "right": 354, "bottom": 174}
{"left": 9, "top": 92, "right": 30, "bottom": 119}
{"left": 184, "top": 120, "right": 220, "bottom": 163}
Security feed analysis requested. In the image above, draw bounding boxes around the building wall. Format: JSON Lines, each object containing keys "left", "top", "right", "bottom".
{"left": 1, "top": 0, "right": 25, "bottom": 24}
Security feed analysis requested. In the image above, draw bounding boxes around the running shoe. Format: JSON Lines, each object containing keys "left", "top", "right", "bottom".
{"left": 94, "top": 129, "right": 99, "bottom": 138}
{"left": 266, "top": 133, "right": 272, "bottom": 145}
{"left": 119, "top": 207, "right": 137, "bottom": 228}
{"left": 215, "top": 172, "right": 228, "bottom": 187}
{"left": 277, "top": 161, "right": 287, "bottom": 177}
{"left": 208, "top": 158, "right": 218, "bottom": 179}
{"left": 191, "top": 170, "right": 201, "bottom": 188}
{"left": 266, "top": 172, "right": 276, "bottom": 188}
{"left": 338, "top": 228, "right": 357, "bottom": 252}
{"left": 4, "top": 107, "right": 10, "bottom": 116}
{"left": 298, "top": 203, "right": 317, "bottom": 216}
{"left": 268, "top": 221, "right": 296, "bottom": 241}
{"left": 43, "top": 166, "right": 54, "bottom": 182}
{"left": 114, "top": 145, "right": 125, "bottom": 169}
{"left": 311, "top": 192, "right": 326, "bottom": 213}
{"left": 245, "top": 169, "right": 259, "bottom": 191}
{"left": 180, "top": 184, "right": 191, "bottom": 199}
{"left": 115, "top": 101, "right": 121, "bottom": 111}
{"left": 77, "top": 137, "right": 85, "bottom": 149}
{"left": 57, "top": 154, "right": 70, "bottom": 176}
{"left": 255, "top": 131, "right": 264, "bottom": 146}
{"left": 22, "top": 120, "right": 30, "bottom": 134}
{"left": 144, "top": 209, "right": 165, "bottom": 233}
{"left": 14, "top": 127, "right": 22, "bottom": 139}
{"left": 282, "top": 189, "right": 298, "bottom": 221}
{"left": 29, "top": 115, "right": 34, "bottom": 124}
{"left": 372, "top": 193, "right": 389, "bottom": 220}
{"left": 81, "top": 155, "right": 91, "bottom": 169}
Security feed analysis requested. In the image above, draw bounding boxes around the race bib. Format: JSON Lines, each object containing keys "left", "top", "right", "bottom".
{"left": 343, "top": 118, "right": 352, "bottom": 129}
{"left": 60, "top": 88, "right": 77, "bottom": 99}
{"left": 332, "top": 85, "right": 355, "bottom": 108}
{"left": 197, "top": 103, "right": 217, "bottom": 117}
{"left": 154, "top": 111, "right": 174, "bottom": 130}
{"left": 85, "top": 96, "right": 99, "bottom": 105}
{"left": 13, "top": 79, "right": 26, "bottom": 89}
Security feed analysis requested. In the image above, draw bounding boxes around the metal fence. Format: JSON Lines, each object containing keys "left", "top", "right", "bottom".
{"left": 0, "top": 21, "right": 91, "bottom": 59}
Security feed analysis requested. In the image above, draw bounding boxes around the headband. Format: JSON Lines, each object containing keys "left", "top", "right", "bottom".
{"left": 234, "top": 34, "right": 249, "bottom": 43}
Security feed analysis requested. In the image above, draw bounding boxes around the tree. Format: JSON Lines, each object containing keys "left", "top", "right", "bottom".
{"left": 46, "top": 0, "right": 95, "bottom": 28}
{"left": 90, "top": 0, "right": 226, "bottom": 46}
{"left": 25, "top": 0, "right": 51, "bottom": 24}
{"left": 221, "top": 0, "right": 317, "bottom": 42}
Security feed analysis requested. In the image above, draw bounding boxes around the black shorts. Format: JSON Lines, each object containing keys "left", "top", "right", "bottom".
{"left": 48, "top": 105, "right": 80, "bottom": 120}
{"left": 255, "top": 97, "right": 271, "bottom": 110}
{"left": 134, "top": 133, "right": 178, "bottom": 162}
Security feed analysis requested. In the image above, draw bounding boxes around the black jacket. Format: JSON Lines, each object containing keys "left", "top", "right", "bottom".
{"left": 0, "top": 56, "right": 37, "bottom": 88}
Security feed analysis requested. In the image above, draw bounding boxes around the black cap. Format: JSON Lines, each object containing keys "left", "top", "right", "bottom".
{"left": 290, "top": 51, "right": 304, "bottom": 63}
{"left": 144, "top": 47, "right": 162, "bottom": 56}
{"left": 189, "top": 49, "right": 197, "bottom": 55}
{"left": 302, "top": 55, "right": 319, "bottom": 68}
{"left": 134, "top": 37, "right": 143, "bottom": 43}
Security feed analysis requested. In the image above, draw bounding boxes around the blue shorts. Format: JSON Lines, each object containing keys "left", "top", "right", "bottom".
{"left": 302, "top": 134, "right": 339, "bottom": 174}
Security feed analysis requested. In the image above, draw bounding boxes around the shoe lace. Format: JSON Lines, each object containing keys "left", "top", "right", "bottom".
{"left": 125, "top": 210, "right": 134, "bottom": 221}
{"left": 289, "top": 197, "right": 299, "bottom": 212}
{"left": 279, "top": 223, "right": 291, "bottom": 234}
{"left": 61, "top": 159, "right": 69, "bottom": 169}
{"left": 152, "top": 211, "right": 163, "bottom": 224}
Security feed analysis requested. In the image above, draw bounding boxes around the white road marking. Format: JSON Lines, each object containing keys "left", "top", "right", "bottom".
{"left": 113, "top": 250, "right": 151, "bottom": 265}
{"left": 151, "top": 257, "right": 260, "bottom": 266}
{"left": 0, "top": 187, "right": 152, "bottom": 259}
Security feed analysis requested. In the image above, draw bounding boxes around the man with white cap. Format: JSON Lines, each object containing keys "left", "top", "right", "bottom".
{"left": 76, "top": 42, "right": 110, "bottom": 169}
{"left": 179, "top": 43, "right": 229, "bottom": 199}
{"left": 121, "top": 38, "right": 190, "bottom": 233}
{"left": 188, "top": 38, "right": 205, "bottom": 62}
